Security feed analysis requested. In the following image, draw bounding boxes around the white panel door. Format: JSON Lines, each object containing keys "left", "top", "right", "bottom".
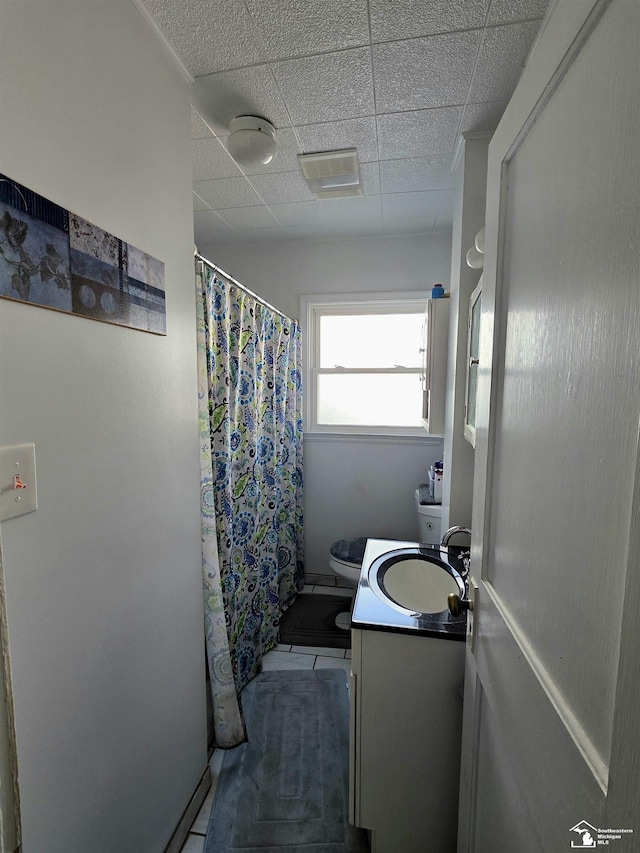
{"left": 459, "top": 1, "right": 640, "bottom": 850}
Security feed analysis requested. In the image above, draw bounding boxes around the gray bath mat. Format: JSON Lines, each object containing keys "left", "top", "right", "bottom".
{"left": 204, "top": 669, "right": 369, "bottom": 853}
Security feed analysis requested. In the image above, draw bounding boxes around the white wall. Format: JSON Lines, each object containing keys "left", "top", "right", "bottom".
{"left": 0, "top": 2, "right": 205, "bottom": 851}
{"left": 202, "top": 232, "right": 452, "bottom": 321}
{"left": 202, "top": 233, "right": 452, "bottom": 575}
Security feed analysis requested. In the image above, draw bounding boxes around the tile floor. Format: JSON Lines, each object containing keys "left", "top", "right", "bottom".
{"left": 179, "top": 582, "right": 355, "bottom": 852}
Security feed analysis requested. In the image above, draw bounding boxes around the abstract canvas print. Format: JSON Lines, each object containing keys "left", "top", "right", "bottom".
{"left": 0, "top": 174, "right": 166, "bottom": 334}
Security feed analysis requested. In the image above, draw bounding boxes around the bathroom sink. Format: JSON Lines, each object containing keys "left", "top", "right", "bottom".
{"left": 367, "top": 547, "right": 464, "bottom": 616}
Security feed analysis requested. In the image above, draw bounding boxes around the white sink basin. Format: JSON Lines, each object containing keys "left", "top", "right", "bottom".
{"left": 368, "top": 548, "right": 463, "bottom": 615}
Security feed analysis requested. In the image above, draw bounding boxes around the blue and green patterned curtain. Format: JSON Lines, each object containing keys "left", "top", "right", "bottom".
{"left": 197, "top": 261, "right": 304, "bottom": 745}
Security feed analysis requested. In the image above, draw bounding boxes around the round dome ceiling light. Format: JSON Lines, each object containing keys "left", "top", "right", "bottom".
{"left": 226, "top": 116, "right": 277, "bottom": 167}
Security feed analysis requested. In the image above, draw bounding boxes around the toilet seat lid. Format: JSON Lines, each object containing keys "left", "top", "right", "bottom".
{"left": 329, "top": 537, "right": 368, "bottom": 565}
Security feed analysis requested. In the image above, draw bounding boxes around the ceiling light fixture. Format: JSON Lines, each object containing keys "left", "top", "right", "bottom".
{"left": 226, "top": 116, "right": 277, "bottom": 167}
{"left": 298, "top": 149, "right": 362, "bottom": 199}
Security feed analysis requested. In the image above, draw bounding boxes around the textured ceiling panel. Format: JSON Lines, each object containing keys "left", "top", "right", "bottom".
{"left": 369, "top": 0, "right": 488, "bottom": 42}
{"left": 245, "top": 0, "right": 370, "bottom": 61}
{"left": 488, "top": 0, "right": 551, "bottom": 25}
{"left": 376, "top": 107, "right": 463, "bottom": 161}
{"left": 297, "top": 117, "right": 379, "bottom": 163}
{"left": 143, "top": 0, "right": 265, "bottom": 75}
{"left": 192, "top": 67, "right": 292, "bottom": 137}
{"left": 460, "top": 99, "right": 510, "bottom": 133}
{"left": 194, "top": 176, "right": 263, "bottom": 209}
{"left": 216, "top": 205, "right": 279, "bottom": 229}
{"left": 382, "top": 189, "right": 456, "bottom": 220}
{"left": 192, "top": 137, "right": 243, "bottom": 181}
{"left": 373, "top": 30, "right": 482, "bottom": 113}
{"left": 468, "top": 21, "right": 543, "bottom": 103}
{"left": 248, "top": 171, "right": 316, "bottom": 205}
{"left": 271, "top": 49, "right": 375, "bottom": 125}
{"left": 379, "top": 159, "right": 456, "bottom": 194}
{"left": 141, "top": 0, "right": 550, "bottom": 247}
{"left": 268, "top": 201, "right": 332, "bottom": 228}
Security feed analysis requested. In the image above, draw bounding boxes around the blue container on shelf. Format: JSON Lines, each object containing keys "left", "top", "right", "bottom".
{"left": 431, "top": 283, "right": 445, "bottom": 298}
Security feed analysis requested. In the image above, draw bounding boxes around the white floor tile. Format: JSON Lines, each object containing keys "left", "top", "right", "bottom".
{"left": 314, "top": 656, "right": 352, "bottom": 673}
{"left": 311, "top": 586, "right": 354, "bottom": 598}
{"left": 274, "top": 643, "right": 292, "bottom": 652}
{"left": 290, "top": 645, "right": 346, "bottom": 658}
{"left": 180, "top": 834, "right": 205, "bottom": 853}
{"left": 190, "top": 785, "right": 215, "bottom": 835}
{"left": 261, "top": 650, "right": 315, "bottom": 671}
{"left": 302, "top": 584, "right": 315, "bottom": 594}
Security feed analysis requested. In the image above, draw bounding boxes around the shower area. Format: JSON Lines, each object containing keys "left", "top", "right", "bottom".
{"left": 196, "top": 255, "right": 304, "bottom": 748}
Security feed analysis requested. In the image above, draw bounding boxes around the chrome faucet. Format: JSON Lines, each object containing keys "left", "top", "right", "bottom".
{"left": 441, "top": 526, "right": 472, "bottom": 546}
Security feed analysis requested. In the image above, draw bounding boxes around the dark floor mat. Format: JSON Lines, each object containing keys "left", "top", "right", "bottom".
{"left": 279, "top": 593, "right": 352, "bottom": 649}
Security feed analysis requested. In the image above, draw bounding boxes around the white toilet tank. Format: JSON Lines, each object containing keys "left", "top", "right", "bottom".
{"left": 415, "top": 489, "right": 442, "bottom": 545}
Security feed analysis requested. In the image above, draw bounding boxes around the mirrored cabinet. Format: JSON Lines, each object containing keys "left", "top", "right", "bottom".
{"left": 464, "top": 277, "right": 482, "bottom": 447}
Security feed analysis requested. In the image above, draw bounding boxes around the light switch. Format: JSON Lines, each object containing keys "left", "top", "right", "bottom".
{"left": 0, "top": 444, "right": 38, "bottom": 522}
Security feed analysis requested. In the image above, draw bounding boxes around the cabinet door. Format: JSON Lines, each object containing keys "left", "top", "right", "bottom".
{"left": 463, "top": 279, "right": 482, "bottom": 446}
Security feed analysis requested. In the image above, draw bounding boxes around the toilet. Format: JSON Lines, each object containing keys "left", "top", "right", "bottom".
{"left": 328, "top": 490, "right": 443, "bottom": 587}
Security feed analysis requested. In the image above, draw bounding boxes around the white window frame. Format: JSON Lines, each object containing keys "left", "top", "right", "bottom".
{"left": 301, "top": 291, "right": 428, "bottom": 436}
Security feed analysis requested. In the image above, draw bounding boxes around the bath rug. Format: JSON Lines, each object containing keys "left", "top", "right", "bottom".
{"left": 204, "top": 669, "right": 369, "bottom": 853}
{"left": 279, "top": 593, "right": 352, "bottom": 649}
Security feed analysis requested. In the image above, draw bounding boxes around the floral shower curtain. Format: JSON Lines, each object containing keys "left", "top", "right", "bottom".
{"left": 196, "top": 259, "right": 304, "bottom": 747}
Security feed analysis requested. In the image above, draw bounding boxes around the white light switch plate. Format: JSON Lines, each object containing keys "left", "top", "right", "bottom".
{"left": 0, "top": 443, "right": 38, "bottom": 521}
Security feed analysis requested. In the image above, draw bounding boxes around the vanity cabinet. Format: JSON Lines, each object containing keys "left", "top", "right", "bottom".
{"left": 349, "top": 627, "right": 464, "bottom": 853}
{"left": 464, "top": 278, "right": 482, "bottom": 447}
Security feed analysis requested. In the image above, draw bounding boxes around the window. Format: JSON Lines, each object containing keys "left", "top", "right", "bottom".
{"left": 302, "top": 293, "right": 427, "bottom": 434}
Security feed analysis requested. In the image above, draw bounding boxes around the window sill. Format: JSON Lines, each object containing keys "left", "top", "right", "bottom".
{"left": 303, "top": 432, "right": 443, "bottom": 445}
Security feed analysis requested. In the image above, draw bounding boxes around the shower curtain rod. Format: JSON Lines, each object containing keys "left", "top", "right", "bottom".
{"left": 195, "top": 251, "right": 291, "bottom": 322}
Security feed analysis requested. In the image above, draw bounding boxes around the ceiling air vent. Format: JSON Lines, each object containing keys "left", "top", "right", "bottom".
{"left": 298, "top": 149, "right": 362, "bottom": 199}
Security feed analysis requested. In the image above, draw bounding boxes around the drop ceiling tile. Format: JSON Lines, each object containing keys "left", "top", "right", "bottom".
{"left": 245, "top": 0, "right": 369, "bottom": 61}
{"left": 230, "top": 227, "right": 288, "bottom": 243}
{"left": 271, "top": 48, "right": 374, "bottom": 125}
{"left": 380, "top": 158, "right": 455, "bottom": 194}
{"left": 249, "top": 171, "right": 315, "bottom": 204}
{"left": 321, "top": 195, "right": 382, "bottom": 223}
{"left": 369, "top": 0, "right": 488, "bottom": 42}
{"left": 193, "top": 192, "right": 212, "bottom": 212}
{"left": 191, "top": 108, "right": 215, "bottom": 140}
{"left": 267, "top": 201, "right": 331, "bottom": 227}
{"left": 227, "top": 128, "right": 302, "bottom": 176}
{"left": 191, "top": 66, "right": 292, "bottom": 138}
{"left": 383, "top": 216, "right": 437, "bottom": 235}
{"left": 194, "top": 176, "right": 263, "bottom": 209}
{"left": 333, "top": 221, "right": 386, "bottom": 239}
{"left": 376, "top": 107, "right": 462, "bottom": 161}
{"left": 192, "top": 138, "right": 243, "bottom": 181}
{"left": 488, "top": 0, "right": 550, "bottom": 24}
{"left": 215, "top": 206, "right": 280, "bottom": 229}
{"left": 194, "top": 211, "right": 235, "bottom": 245}
{"left": 459, "top": 99, "right": 509, "bottom": 133}
{"left": 143, "top": 0, "right": 266, "bottom": 75}
{"left": 468, "top": 21, "right": 543, "bottom": 103}
{"left": 281, "top": 223, "right": 337, "bottom": 240}
{"left": 382, "top": 190, "right": 455, "bottom": 220}
{"left": 359, "top": 163, "right": 381, "bottom": 196}
{"left": 373, "top": 31, "right": 481, "bottom": 113}
{"left": 297, "top": 116, "right": 378, "bottom": 163}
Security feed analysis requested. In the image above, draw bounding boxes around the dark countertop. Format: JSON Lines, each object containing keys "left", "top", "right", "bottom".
{"left": 351, "top": 538, "right": 468, "bottom": 641}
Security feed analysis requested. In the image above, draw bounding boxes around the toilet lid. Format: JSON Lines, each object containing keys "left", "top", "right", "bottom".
{"left": 329, "top": 537, "right": 368, "bottom": 565}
